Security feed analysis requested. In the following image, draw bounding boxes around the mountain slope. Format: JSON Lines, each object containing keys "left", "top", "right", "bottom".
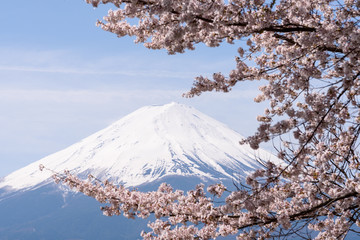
{"left": 0, "top": 102, "right": 278, "bottom": 192}
{"left": 0, "top": 102, "right": 282, "bottom": 240}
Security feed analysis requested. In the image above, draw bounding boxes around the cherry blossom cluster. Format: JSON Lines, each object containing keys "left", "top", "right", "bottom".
{"left": 49, "top": 0, "right": 360, "bottom": 238}
{"left": 43, "top": 161, "right": 360, "bottom": 239}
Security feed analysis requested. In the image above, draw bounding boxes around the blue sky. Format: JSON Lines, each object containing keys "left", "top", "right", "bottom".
{"left": 0, "top": 0, "right": 268, "bottom": 177}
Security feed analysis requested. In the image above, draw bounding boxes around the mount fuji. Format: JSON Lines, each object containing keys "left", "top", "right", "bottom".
{"left": 0, "top": 102, "right": 278, "bottom": 192}
{"left": 0, "top": 102, "right": 279, "bottom": 239}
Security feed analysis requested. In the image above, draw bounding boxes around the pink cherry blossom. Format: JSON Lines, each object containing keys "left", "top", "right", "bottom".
{"left": 44, "top": 0, "right": 360, "bottom": 238}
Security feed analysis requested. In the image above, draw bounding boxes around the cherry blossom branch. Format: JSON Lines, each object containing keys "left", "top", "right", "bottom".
{"left": 46, "top": 1, "right": 360, "bottom": 238}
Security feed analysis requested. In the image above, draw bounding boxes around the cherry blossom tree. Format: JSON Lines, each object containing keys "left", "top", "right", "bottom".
{"left": 47, "top": 0, "right": 360, "bottom": 239}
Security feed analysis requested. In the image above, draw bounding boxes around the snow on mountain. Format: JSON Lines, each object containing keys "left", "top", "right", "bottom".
{"left": 0, "top": 102, "right": 279, "bottom": 192}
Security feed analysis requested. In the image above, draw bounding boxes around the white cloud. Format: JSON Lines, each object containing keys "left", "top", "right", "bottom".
{"left": 0, "top": 47, "right": 225, "bottom": 82}
{"left": 0, "top": 64, "right": 199, "bottom": 79}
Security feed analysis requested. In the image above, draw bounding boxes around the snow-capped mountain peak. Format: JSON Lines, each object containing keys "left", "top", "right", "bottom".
{"left": 0, "top": 102, "right": 278, "bottom": 191}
